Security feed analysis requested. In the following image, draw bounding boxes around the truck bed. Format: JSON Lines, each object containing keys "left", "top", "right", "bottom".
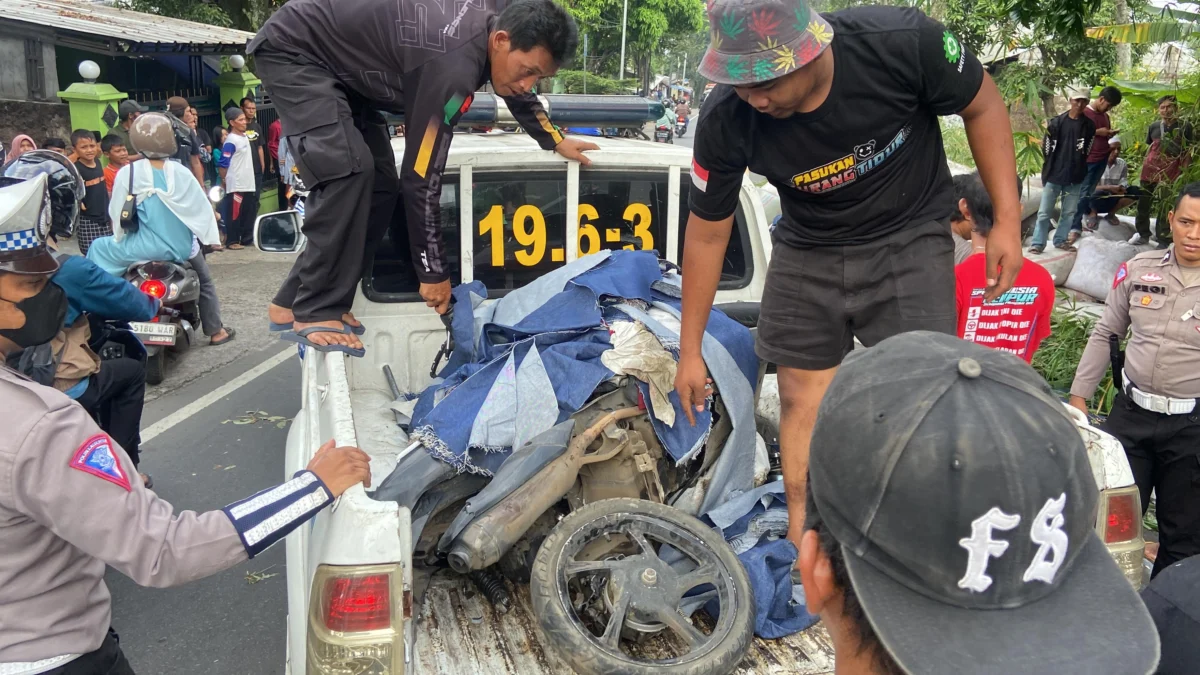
{"left": 414, "top": 564, "right": 836, "bottom": 673}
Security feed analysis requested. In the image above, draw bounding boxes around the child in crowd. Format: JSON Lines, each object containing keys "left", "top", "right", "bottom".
{"left": 42, "top": 137, "right": 69, "bottom": 155}
{"left": 101, "top": 134, "right": 129, "bottom": 196}
{"left": 71, "top": 129, "right": 112, "bottom": 256}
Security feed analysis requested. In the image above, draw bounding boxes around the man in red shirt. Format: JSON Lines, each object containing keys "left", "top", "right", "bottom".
{"left": 1072, "top": 86, "right": 1123, "bottom": 235}
{"left": 953, "top": 173, "right": 1055, "bottom": 362}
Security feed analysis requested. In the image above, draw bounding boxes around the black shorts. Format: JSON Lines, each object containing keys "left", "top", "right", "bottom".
{"left": 756, "top": 219, "right": 956, "bottom": 370}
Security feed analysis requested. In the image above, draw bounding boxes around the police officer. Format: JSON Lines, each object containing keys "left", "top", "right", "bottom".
{"left": 0, "top": 175, "right": 373, "bottom": 673}
{"left": 1071, "top": 181, "right": 1200, "bottom": 578}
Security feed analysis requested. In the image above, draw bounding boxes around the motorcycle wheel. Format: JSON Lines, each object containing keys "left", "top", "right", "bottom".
{"left": 530, "top": 498, "right": 753, "bottom": 675}
{"left": 145, "top": 349, "right": 167, "bottom": 386}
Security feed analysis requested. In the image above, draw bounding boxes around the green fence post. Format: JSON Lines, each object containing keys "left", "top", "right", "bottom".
{"left": 214, "top": 56, "right": 262, "bottom": 112}
{"left": 56, "top": 60, "right": 128, "bottom": 143}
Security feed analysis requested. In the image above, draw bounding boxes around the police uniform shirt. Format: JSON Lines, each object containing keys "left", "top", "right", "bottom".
{"left": 1071, "top": 247, "right": 1200, "bottom": 400}
{"left": 0, "top": 366, "right": 334, "bottom": 664}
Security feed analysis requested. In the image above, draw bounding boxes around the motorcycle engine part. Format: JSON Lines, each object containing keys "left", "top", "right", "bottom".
{"left": 467, "top": 569, "right": 511, "bottom": 614}
{"left": 99, "top": 342, "right": 126, "bottom": 361}
{"left": 447, "top": 407, "right": 644, "bottom": 574}
{"left": 530, "top": 498, "right": 754, "bottom": 675}
{"left": 129, "top": 112, "right": 178, "bottom": 159}
{"left": 571, "top": 425, "right": 666, "bottom": 508}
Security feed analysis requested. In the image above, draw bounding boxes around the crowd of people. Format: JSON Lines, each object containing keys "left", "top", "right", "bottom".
{"left": 0, "top": 0, "right": 1197, "bottom": 672}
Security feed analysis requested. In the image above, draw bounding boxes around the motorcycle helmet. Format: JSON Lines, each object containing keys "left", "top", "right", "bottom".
{"left": 130, "top": 112, "right": 178, "bottom": 159}
{"left": 2, "top": 149, "right": 84, "bottom": 241}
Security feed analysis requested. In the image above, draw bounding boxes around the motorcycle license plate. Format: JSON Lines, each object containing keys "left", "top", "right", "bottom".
{"left": 655, "top": 132, "right": 669, "bottom": 139}
{"left": 130, "top": 321, "right": 177, "bottom": 346}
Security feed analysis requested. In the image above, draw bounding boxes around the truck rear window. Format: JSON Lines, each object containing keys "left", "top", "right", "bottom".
{"left": 364, "top": 171, "right": 752, "bottom": 302}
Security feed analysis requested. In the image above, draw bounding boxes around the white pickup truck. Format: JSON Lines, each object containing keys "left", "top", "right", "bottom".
{"left": 256, "top": 128, "right": 1146, "bottom": 675}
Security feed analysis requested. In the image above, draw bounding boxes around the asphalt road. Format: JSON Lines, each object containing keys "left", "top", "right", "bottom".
{"left": 108, "top": 346, "right": 299, "bottom": 675}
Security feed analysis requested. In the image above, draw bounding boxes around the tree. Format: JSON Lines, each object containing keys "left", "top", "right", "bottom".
{"left": 118, "top": 0, "right": 284, "bottom": 31}
{"left": 563, "top": 0, "right": 705, "bottom": 93}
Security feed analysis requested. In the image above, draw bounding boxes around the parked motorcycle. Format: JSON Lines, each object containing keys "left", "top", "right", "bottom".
{"left": 121, "top": 185, "right": 223, "bottom": 385}
{"left": 675, "top": 113, "right": 689, "bottom": 138}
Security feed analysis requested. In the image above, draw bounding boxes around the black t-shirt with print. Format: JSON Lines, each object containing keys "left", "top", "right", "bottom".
{"left": 1041, "top": 113, "right": 1095, "bottom": 186}
{"left": 689, "top": 6, "right": 984, "bottom": 248}
{"left": 246, "top": 121, "right": 265, "bottom": 183}
{"left": 75, "top": 160, "right": 108, "bottom": 219}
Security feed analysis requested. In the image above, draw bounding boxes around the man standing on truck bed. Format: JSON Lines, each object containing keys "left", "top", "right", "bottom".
{"left": 249, "top": 0, "right": 598, "bottom": 355}
{"left": 675, "top": 0, "right": 1024, "bottom": 550}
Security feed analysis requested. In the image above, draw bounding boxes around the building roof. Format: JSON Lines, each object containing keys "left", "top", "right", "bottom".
{"left": 3, "top": 0, "right": 254, "bottom": 54}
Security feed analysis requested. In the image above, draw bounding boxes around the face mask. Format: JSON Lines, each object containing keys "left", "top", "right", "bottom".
{"left": 0, "top": 281, "right": 67, "bottom": 348}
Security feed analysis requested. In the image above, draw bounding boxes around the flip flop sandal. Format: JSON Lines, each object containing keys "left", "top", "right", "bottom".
{"left": 210, "top": 327, "right": 237, "bottom": 346}
{"left": 279, "top": 325, "right": 366, "bottom": 357}
{"left": 270, "top": 320, "right": 364, "bottom": 335}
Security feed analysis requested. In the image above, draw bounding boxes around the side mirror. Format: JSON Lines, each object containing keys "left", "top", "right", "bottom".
{"left": 254, "top": 210, "right": 302, "bottom": 252}
{"left": 207, "top": 185, "right": 225, "bottom": 204}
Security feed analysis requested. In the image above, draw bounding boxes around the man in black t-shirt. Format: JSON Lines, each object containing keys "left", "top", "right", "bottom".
{"left": 166, "top": 97, "right": 206, "bottom": 187}
{"left": 676, "top": 0, "right": 1023, "bottom": 546}
{"left": 1029, "top": 87, "right": 1095, "bottom": 253}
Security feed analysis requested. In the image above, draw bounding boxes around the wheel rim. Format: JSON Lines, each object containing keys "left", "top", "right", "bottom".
{"left": 554, "top": 511, "right": 739, "bottom": 666}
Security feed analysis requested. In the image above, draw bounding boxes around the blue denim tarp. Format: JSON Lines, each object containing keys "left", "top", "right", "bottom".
{"left": 410, "top": 250, "right": 758, "bottom": 484}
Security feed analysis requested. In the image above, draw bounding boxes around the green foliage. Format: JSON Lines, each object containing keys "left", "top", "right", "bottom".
{"left": 939, "top": 120, "right": 975, "bottom": 168}
{"left": 554, "top": 70, "right": 638, "bottom": 94}
{"left": 1031, "top": 295, "right": 1119, "bottom": 417}
{"left": 564, "top": 0, "right": 705, "bottom": 86}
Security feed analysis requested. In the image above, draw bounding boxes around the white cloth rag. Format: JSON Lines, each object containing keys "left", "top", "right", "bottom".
{"left": 602, "top": 321, "right": 678, "bottom": 425}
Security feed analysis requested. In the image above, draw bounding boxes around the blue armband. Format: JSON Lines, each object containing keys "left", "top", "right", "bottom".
{"left": 223, "top": 470, "right": 333, "bottom": 558}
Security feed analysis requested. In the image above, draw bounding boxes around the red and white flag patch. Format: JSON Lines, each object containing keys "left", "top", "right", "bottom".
{"left": 691, "top": 158, "right": 709, "bottom": 192}
{"left": 70, "top": 434, "right": 131, "bottom": 491}
{"left": 1113, "top": 262, "right": 1128, "bottom": 289}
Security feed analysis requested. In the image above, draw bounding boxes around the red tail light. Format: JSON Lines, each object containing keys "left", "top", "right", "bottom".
{"left": 140, "top": 279, "right": 167, "bottom": 299}
{"left": 1104, "top": 493, "right": 1137, "bottom": 543}
{"left": 323, "top": 574, "right": 391, "bottom": 632}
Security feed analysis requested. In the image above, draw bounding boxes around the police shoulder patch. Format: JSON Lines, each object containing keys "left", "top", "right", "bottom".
{"left": 1113, "top": 263, "right": 1128, "bottom": 289}
{"left": 69, "top": 434, "right": 131, "bottom": 492}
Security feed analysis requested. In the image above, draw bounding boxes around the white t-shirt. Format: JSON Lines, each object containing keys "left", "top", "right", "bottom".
{"left": 220, "top": 132, "right": 256, "bottom": 193}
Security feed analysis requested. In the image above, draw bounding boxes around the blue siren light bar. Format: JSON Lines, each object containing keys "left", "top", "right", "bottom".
{"left": 386, "top": 94, "right": 666, "bottom": 129}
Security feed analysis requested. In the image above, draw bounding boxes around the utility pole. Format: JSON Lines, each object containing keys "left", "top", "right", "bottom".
{"left": 583, "top": 33, "right": 588, "bottom": 94}
{"left": 619, "top": 0, "right": 628, "bottom": 81}
{"left": 683, "top": 52, "right": 687, "bottom": 87}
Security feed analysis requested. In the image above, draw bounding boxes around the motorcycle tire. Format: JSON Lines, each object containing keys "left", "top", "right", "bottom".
{"left": 530, "top": 498, "right": 754, "bottom": 675}
{"left": 145, "top": 349, "right": 167, "bottom": 386}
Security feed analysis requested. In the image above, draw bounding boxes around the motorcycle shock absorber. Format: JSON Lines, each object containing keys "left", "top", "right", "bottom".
{"left": 468, "top": 568, "right": 511, "bottom": 614}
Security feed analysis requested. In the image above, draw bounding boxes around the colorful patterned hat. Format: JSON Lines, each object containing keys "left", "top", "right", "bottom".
{"left": 699, "top": 0, "right": 834, "bottom": 86}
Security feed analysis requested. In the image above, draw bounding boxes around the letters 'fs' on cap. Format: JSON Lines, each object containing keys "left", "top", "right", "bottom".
{"left": 807, "top": 331, "right": 1160, "bottom": 675}
{"left": 0, "top": 174, "right": 57, "bottom": 275}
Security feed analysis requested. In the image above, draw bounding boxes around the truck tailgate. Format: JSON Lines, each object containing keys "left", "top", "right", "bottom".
{"left": 416, "top": 573, "right": 836, "bottom": 674}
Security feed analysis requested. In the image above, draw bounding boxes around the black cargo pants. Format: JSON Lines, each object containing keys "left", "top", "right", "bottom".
{"left": 255, "top": 41, "right": 401, "bottom": 323}
{"left": 1103, "top": 393, "right": 1200, "bottom": 578}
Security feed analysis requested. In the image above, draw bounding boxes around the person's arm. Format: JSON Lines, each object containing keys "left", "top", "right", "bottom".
{"left": 1069, "top": 263, "right": 1134, "bottom": 411}
{"left": 504, "top": 92, "right": 598, "bottom": 165}
{"left": 218, "top": 142, "right": 233, "bottom": 185}
{"left": 675, "top": 96, "right": 747, "bottom": 424}
{"left": 10, "top": 404, "right": 371, "bottom": 588}
{"left": 911, "top": 13, "right": 1022, "bottom": 300}
{"left": 1082, "top": 120, "right": 1097, "bottom": 162}
{"left": 55, "top": 256, "right": 158, "bottom": 321}
{"left": 267, "top": 122, "right": 280, "bottom": 162}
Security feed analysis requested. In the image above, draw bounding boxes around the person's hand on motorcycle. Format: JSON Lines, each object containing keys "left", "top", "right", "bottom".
{"left": 674, "top": 352, "right": 713, "bottom": 426}
{"left": 306, "top": 439, "right": 372, "bottom": 496}
{"left": 555, "top": 138, "right": 599, "bottom": 166}
{"left": 420, "top": 280, "right": 452, "bottom": 314}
